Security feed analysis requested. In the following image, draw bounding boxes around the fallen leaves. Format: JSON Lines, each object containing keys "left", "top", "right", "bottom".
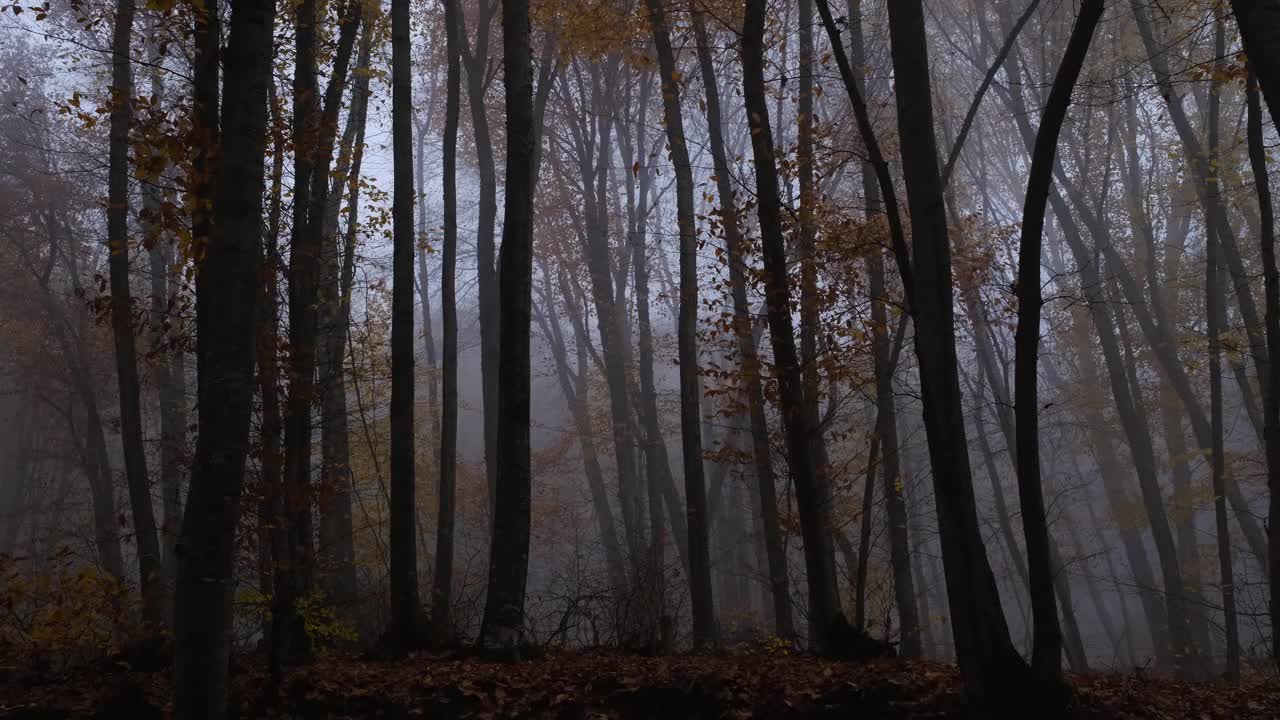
{"left": 1, "top": 651, "right": 1277, "bottom": 718}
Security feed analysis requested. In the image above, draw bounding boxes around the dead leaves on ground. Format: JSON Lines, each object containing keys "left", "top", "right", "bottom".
{"left": 2, "top": 651, "right": 1278, "bottom": 718}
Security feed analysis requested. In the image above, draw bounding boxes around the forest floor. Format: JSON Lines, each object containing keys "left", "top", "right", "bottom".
{"left": 2, "top": 651, "right": 1278, "bottom": 719}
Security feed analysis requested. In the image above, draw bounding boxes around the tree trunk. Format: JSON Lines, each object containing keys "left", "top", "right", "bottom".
{"left": 840, "top": 0, "right": 920, "bottom": 654}
{"left": 479, "top": 0, "right": 535, "bottom": 653}
{"left": 387, "top": 0, "right": 422, "bottom": 652}
{"left": 172, "top": 0, "right": 276, "bottom": 715}
{"left": 688, "top": 1, "right": 794, "bottom": 641}
{"left": 142, "top": 28, "right": 184, "bottom": 593}
{"left": 461, "top": 1, "right": 500, "bottom": 512}
{"left": 533, "top": 272, "right": 627, "bottom": 589}
{"left": 1012, "top": 0, "right": 1102, "bottom": 692}
{"left": 1229, "top": 0, "right": 1280, "bottom": 130}
{"left": 1205, "top": 14, "right": 1240, "bottom": 678}
{"left": 645, "top": 0, "right": 715, "bottom": 651}
{"left": 432, "top": 0, "right": 462, "bottom": 645}
{"left": 107, "top": 0, "right": 165, "bottom": 628}
{"left": 256, "top": 75, "right": 286, "bottom": 646}
{"left": 1246, "top": 62, "right": 1280, "bottom": 667}
{"left": 317, "top": 23, "right": 372, "bottom": 621}
{"left": 277, "top": 0, "right": 362, "bottom": 665}
{"left": 884, "top": 0, "right": 1032, "bottom": 709}
{"left": 742, "top": 0, "right": 842, "bottom": 652}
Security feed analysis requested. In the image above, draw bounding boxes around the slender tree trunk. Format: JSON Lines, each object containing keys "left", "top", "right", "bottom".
{"left": 277, "top": 0, "right": 362, "bottom": 665}
{"left": 854, "top": 426, "right": 877, "bottom": 630}
{"left": 1229, "top": 1, "right": 1280, "bottom": 137}
{"left": 688, "top": 2, "right": 794, "bottom": 641}
{"left": 317, "top": 24, "right": 371, "bottom": 620}
{"left": 742, "top": 0, "right": 842, "bottom": 653}
{"left": 172, "top": 0, "right": 276, "bottom": 715}
{"left": 645, "top": 0, "right": 715, "bottom": 651}
{"left": 990, "top": 12, "right": 1200, "bottom": 675}
{"left": 387, "top": 0, "right": 422, "bottom": 652}
{"left": 1246, "top": 64, "right": 1280, "bottom": 667}
{"left": 108, "top": 0, "right": 165, "bottom": 628}
{"left": 1206, "top": 14, "right": 1240, "bottom": 678}
{"left": 479, "top": 0, "right": 535, "bottom": 653}
{"left": 884, "top": 1, "right": 1032, "bottom": 708}
{"left": 431, "top": 0, "right": 462, "bottom": 645}
{"left": 256, "top": 76, "right": 285, "bottom": 646}
{"left": 461, "top": 3, "right": 500, "bottom": 512}
{"left": 840, "top": 0, "right": 920, "bottom": 654}
{"left": 1012, "top": 0, "right": 1102, "bottom": 693}
{"left": 142, "top": 28, "right": 183, "bottom": 592}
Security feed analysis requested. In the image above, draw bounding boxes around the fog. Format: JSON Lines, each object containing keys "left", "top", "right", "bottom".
{"left": 1, "top": 0, "right": 1278, "bottom": 713}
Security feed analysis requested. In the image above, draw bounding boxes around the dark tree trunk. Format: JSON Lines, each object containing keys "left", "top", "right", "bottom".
{"left": 854, "top": 425, "right": 877, "bottom": 630}
{"left": 387, "top": 0, "right": 423, "bottom": 652}
{"left": 277, "top": 0, "right": 362, "bottom": 666}
{"left": 172, "top": 0, "right": 276, "bottom": 715}
{"left": 479, "top": 0, "right": 536, "bottom": 653}
{"left": 141, "top": 30, "right": 184, "bottom": 593}
{"left": 1205, "top": 14, "right": 1240, "bottom": 679}
{"left": 839, "top": 0, "right": 920, "bottom": 653}
{"left": 1246, "top": 63, "right": 1280, "bottom": 667}
{"left": 432, "top": 0, "right": 462, "bottom": 645}
{"left": 884, "top": 0, "right": 1032, "bottom": 709}
{"left": 461, "top": 1, "right": 500, "bottom": 512}
{"left": 688, "top": 1, "right": 794, "bottom": 641}
{"left": 742, "top": 0, "right": 842, "bottom": 653}
{"left": 645, "top": 0, "right": 715, "bottom": 651}
{"left": 614, "top": 69, "right": 676, "bottom": 636}
{"left": 317, "top": 23, "right": 372, "bottom": 621}
{"left": 256, "top": 76, "right": 285, "bottom": 645}
{"left": 1229, "top": 0, "right": 1280, "bottom": 130}
{"left": 796, "top": 0, "right": 836, "bottom": 621}
{"left": 108, "top": 0, "right": 165, "bottom": 628}
{"left": 989, "top": 10, "right": 1201, "bottom": 675}
{"left": 1012, "top": 0, "right": 1102, "bottom": 692}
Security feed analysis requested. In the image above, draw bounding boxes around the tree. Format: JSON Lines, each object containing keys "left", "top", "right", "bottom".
{"left": 387, "top": 0, "right": 422, "bottom": 651}
{"left": 688, "top": 0, "right": 794, "bottom": 640}
{"left": 277, "top": 0, "right": 363, "bottom": 666}
{"left": 107, "top": 0, "right": 165, "bottom": 629}
{"left": 884, "top": 0, "right": 1032, "bottom": 709}
{"left": 479, "top": 0, "right": 536, "bottom": 653}
{"left": 1247, "top": 61, "right": 1280, "bottom": 666}
{"left": 1230, "top": 0, "right": 1280, "bottom": 128}
{"left": 644, "top": 0, "right": 715, "bottom": 651}
{"left": 741, "top": 0, "right": 841, "bottom": 652}
{"left": 432, "top": 0, "right": 462, "bottom": 644}
{"left": 172, "top": 0, "right": 277, "bottom": 715}
{"left": 1012, "top": 0, "right": 1103, "bottom": 697}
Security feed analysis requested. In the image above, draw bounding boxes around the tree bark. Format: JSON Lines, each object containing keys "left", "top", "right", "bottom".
{"left": 172, "top": 0, "right": 276, "bottom": 715}
{"left": 1229, "top": 0, "right": 1280, "bottom": 130}
{"left": 742, "top": 0, "right": 842, "bottom": 653}
{"left": 1205, "top": 14, "right": 1240, "bottom": 678}
{"left": 107, "top": 0, "right": 165, "bottom": 628}
{"left": 277, "top": 0, "right": 362, "bottom": 665}
{"left": 432, "top": 0, "right": 462, "bottom": 645}
{"left": 1012, "top": 0, "right": 1102, "bottom": 691}
{"left": 884, "top": 0, "right": 1032, "bottom": 708}
{"left": 316, "top": 22, "right": 372, "bottom": 621}
{"left": 688, "top": 1, "right": 794, "bottom": 641}
{"left": 479, "top": 0, "right": 536, "bottom": 653}
{"left": 645, "top": 0, "right": 715, "bottom": 651}
{"left": 1246, "top": 63, "right": 1280, "bottom": 667}
{"left": 461, "top": 0, "right": 501, "bottom": 511}
{"left": 387, "top": 0, "right": 422, "bottom": 652}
